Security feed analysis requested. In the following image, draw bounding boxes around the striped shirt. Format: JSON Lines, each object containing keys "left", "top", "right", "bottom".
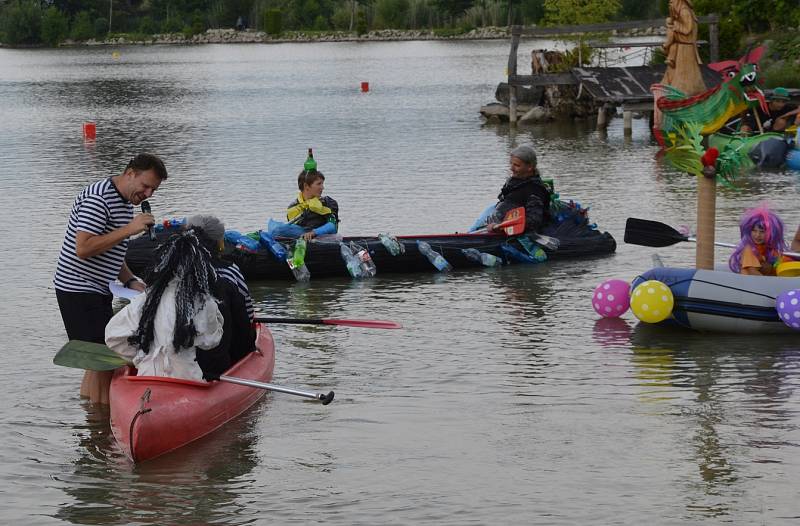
{"left": 54, "top": 178, "right": 133, "bottom": 295}
{"left": 216, "top": 263, "right": 255, "bottom": 321}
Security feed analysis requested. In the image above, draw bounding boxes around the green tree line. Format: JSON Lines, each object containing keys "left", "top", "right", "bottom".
{"left": 1, "top": 0, "right": 799, "bottom": 53}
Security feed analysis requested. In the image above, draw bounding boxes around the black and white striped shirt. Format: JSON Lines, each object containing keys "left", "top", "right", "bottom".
{"left": 216, "top": 263, "right": 254, "bottom": 321}
{"left": 54, "top": 178, "right": 133, "bottom": 295}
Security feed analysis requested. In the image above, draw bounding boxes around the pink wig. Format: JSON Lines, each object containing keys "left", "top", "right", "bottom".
{"left": 728, "top": 205, "right": 787, "bottom": 272}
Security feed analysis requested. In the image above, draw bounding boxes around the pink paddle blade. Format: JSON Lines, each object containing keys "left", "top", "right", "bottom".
{"left": 321, "top": 319, "right": 402, "bottom": 329}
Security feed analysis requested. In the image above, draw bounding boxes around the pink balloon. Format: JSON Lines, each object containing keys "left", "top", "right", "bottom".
{"left": 592, "top": 279, "right": 631, "bottom": 318}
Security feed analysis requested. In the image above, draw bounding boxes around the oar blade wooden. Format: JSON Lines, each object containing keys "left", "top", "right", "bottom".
{"left": 624, "top": 218, "right": 688, "bottom": 248}
{"left": 54, "top": 340, "right": 130, "bottom": 371}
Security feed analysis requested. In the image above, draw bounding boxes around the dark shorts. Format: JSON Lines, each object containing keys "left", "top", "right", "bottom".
{"left": 56, "top": 290, "right": 113, "bottom": 344}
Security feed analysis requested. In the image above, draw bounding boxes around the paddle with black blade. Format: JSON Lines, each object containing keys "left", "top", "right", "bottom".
{"left": 54, "top": 340, "right": 335, "bottom": 404}
{"left": 624, "top": 217, "right": 800, "bottom": 258}
{"left": 473, "top": 207, "right": 560, "bottom": 250}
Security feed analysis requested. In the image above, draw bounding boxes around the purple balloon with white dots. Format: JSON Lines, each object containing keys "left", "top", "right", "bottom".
{"left": 776, "top": 289, "right": 800, "bottom": 331}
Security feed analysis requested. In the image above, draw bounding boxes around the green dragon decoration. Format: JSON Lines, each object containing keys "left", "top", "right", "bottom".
{"left": 652, "top": 63, "right": 767, "bottom": 183}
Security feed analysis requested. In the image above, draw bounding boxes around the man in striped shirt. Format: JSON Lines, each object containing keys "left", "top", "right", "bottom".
{"left": 54, "top": 153, "right": 168, "bottom": 404}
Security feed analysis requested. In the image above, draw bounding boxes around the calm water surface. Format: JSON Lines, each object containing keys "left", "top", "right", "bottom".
{"left": 1, "top": 41, "right": 799, "bottom": 525}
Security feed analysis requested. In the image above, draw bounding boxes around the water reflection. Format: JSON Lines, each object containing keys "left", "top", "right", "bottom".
{"left": 629, "top": 321, "right": 800, "bottom": 516}
{"left": 55, "top": 401, "right": 264, "bottom": 525}
{"left": 591, "top": 316, "right": 634, "bottom": 348}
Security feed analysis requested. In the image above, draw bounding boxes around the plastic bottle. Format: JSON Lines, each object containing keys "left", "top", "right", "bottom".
{"left": 417, "top": 240, "right": 452, "bottom": 272}
{"left": 224, "top": 230, "right": 243, "bottom": 244}
{"left": 259, "top": 231, "right": 288, "bottom": 261}
{"left": 292, "top": 238, "right": 307, "bottom": 268}
{"left": 286, "top": 238, "right": 311, "bottom": 281}
{"left": 235, "top": 235, "right": 261, "bottom": 253}
{"left": 339, "top": 242, "right": 363, "bottom": 278}
{"left": 462, "top": 248, "right": 501, "bottom": 267}
{"left": 304, "top": 148, "right": 317, "bottom": 171}
{"left": 350, "top": 242, "right": 377, "bottom": 277}
{"left": 290, "top": 264, "right": 311, "bottom": 282}
{"left": 378, "top": 233, "right": 405, "bottom": 256}
{"left": 154, "top": 217, "right": 187, "bottom": 232}
{"left": 286, "top": 257, "right": 311, "bottom": 282}
{"left": 500, "top": 242, "right": 546, "bottom": 264}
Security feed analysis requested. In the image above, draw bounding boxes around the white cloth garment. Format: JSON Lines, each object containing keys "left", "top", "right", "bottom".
{"left": 105, "top": 280, "right": 224, "bottom": 380}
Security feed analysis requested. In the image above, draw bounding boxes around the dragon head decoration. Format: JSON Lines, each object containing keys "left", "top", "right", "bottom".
{"left": 734, "top": 63, "right": 768, "bottom": 115}
{"left": 654, "top": 63, "right": 767, "bottom": 183}
{"left": 655, "top": 62, "right": 767, "bottom": 142}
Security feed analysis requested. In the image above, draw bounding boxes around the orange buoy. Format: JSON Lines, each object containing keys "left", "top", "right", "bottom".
{"left": 83, "top": 122, "right": 96, "bottom": 140}
{"left": 360, "top": 81, "right": 369, "bottom": 93}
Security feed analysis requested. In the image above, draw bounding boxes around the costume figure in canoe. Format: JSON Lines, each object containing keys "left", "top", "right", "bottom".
{"left": 106, "top": 221, "right": 255, "bottom": 381}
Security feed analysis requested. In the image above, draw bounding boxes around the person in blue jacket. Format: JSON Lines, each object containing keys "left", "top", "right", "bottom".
{"left": 269, "top": 168, "right": 339, "bottom": 241}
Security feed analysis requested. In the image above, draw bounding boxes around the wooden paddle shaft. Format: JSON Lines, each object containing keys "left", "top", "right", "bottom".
{"left": 695, "top": 175, "right": 716, "bottom": 270}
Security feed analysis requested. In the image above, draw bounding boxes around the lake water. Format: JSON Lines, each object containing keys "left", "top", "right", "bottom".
{"left": 1, "top": 40, "right": 799, "bottom": 525}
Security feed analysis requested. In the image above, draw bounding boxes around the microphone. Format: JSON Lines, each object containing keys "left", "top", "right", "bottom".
{"left": 141, "top": 201, "right": 156, "bottom": 241}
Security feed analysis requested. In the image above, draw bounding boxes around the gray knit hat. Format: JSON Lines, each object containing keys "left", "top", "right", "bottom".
{"left": 186, "top": 214, "right": 225, "bottom": 242}
{"left": 511, "top": 145, "right": 537, "bottom": 165}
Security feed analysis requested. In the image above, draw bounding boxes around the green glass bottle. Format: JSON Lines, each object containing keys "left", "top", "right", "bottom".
{"left": 304, "top": 148, "right": 317, "bottom": 171}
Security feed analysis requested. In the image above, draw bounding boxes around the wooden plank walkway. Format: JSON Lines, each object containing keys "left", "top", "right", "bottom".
{"left": 573, "top": 65, "right": 723, "bottom": 105}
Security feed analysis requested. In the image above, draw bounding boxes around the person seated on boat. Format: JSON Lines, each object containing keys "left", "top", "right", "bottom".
{"left": 469, "top": 145, "right": 552, "bottom": 234}
{"left": 184, "top": 214, "right": 255, "bottom": 325}
{"left": 105, "top": 228, "right": 255, "bottom": 381}
{"left": 792, "top": 224, "right": 800, "bottom": 254}
{"left": 728, "top": 205, "right": 788, "bottom": 276}
{"left": 268, "top": 168, "right": 339, "bottom": 242}
{"left": 740, "top": 87, "right": 800, "bottom": 135}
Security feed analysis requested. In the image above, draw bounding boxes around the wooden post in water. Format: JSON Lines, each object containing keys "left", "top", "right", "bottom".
{"left": 696, "top": 169, "right": 716, "bottom": 269}
{"left": 508, "top": 27, "right": 521, "bottom": 126}
{"left": 623, "top": 110, "right": 633, "bottom": 135}
{"left": 597, "top": 105, "right": 608, "bottom": 130}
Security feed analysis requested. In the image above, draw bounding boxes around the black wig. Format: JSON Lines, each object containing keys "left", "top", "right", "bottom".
{"left": 128, "top": 229, "right": 218, "bottom": 354}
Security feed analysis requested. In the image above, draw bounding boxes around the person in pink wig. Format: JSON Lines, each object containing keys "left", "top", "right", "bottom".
{"left": 729, "top": 206, "right": 788, "bottom": 276}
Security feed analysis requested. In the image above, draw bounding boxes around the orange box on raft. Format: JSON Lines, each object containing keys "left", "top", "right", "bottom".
{"left": 83, "top": 122, "right": 96, "bottom": 139}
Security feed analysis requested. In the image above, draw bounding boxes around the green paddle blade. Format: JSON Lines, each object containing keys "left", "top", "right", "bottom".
{"left": 54, "top": 340, "right": 131, "bottom": 371}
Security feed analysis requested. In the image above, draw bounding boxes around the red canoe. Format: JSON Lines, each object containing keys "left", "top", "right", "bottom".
{"left": 110, "top": 325, "right": 276, "bottom": 463}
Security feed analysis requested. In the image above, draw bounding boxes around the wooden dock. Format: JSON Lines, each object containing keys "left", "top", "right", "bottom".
{"left": 504, "top": 15, "right": 721, "bottom": 134}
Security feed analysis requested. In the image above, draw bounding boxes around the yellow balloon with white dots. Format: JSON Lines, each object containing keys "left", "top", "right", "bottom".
{"left": 630, "top": 280, "right": 674, "bottom": 323}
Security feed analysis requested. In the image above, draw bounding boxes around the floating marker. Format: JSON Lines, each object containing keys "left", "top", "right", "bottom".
{"left": 83, "top": 122, "right": 96, "bottom": 140}
{"left": 360, "top": 81, "right": 369, "bottom": 92}
{"left": 112, "top": 51, "right": 120, "bottom": 59}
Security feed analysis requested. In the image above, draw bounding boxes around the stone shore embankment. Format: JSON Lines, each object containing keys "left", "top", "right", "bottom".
{"left": 67, "top": 27, "right": 508, "bottom": 46}
{"left": 61, "top": 25, "right": 665, "bottom": 46}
